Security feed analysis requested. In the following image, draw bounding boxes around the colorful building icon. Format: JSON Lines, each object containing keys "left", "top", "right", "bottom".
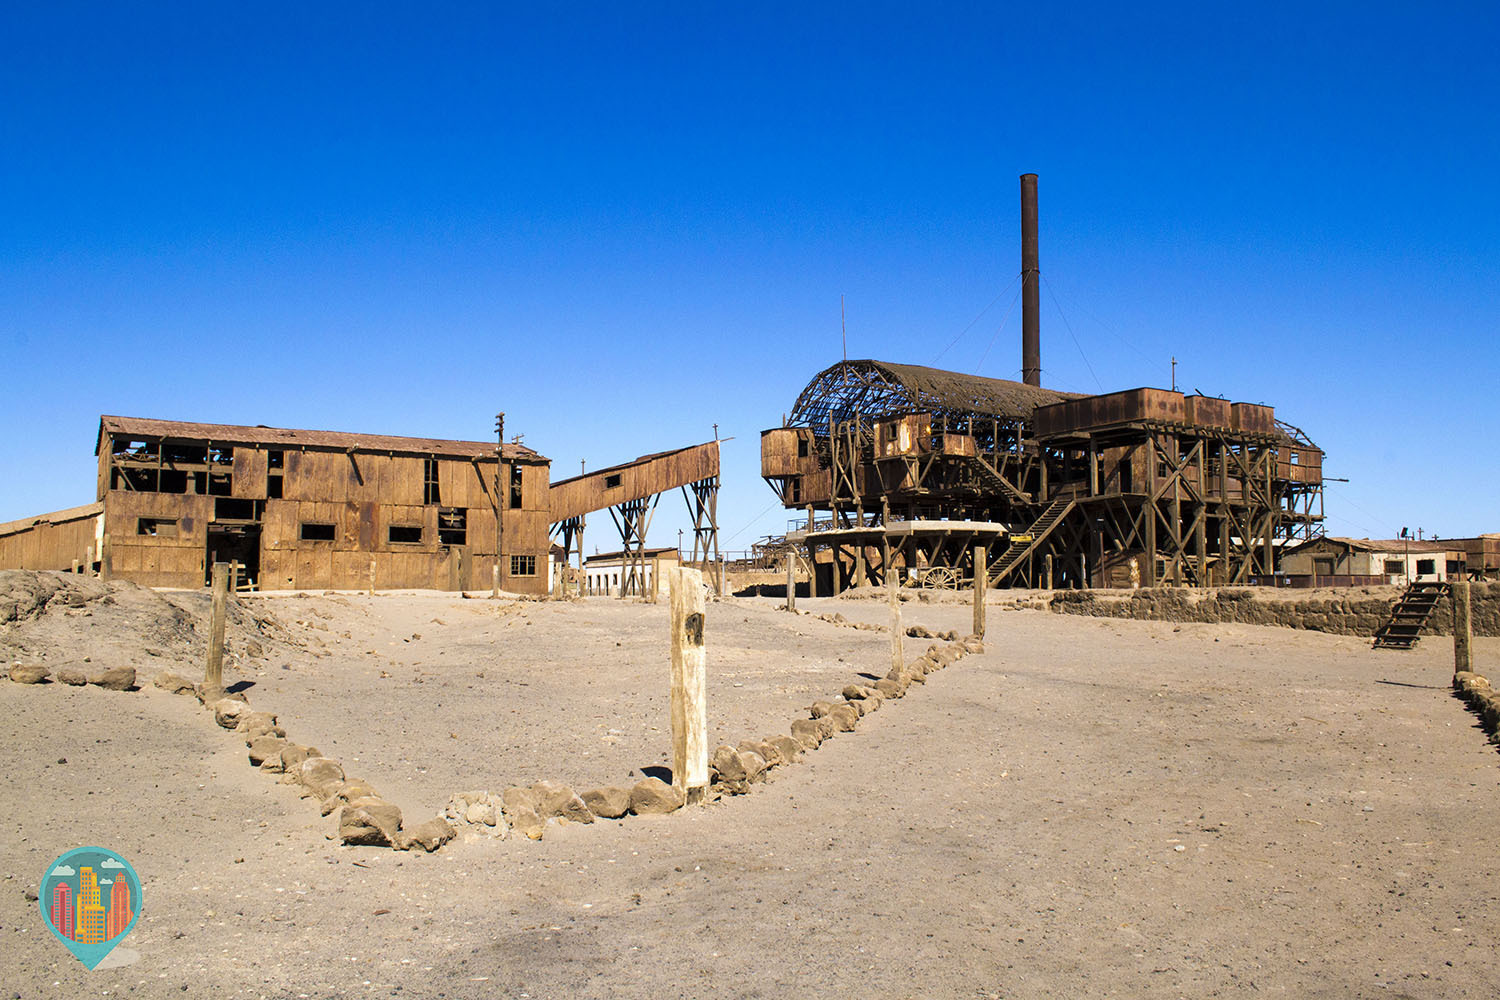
{"left": 50, "top": 881, "right": 74, "bottom": 941}
{"left": 41, "top": 848, "right": 142, "bottom": 969}
{"left": 105, "top": 877, "right": 133, "bottom": 941}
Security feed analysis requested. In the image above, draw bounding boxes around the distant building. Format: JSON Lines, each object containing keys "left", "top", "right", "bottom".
{"left": 584, "top": 548, "right": 680, "bottom": 597}
{"left": 1281, "top": 536, "right": 1449, "bottom": 587}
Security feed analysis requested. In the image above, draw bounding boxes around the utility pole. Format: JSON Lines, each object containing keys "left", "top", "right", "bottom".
{"left": 495, "top": 413, "right": 505, "bottom": 593}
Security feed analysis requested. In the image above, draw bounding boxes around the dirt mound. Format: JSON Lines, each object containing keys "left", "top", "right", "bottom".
{"left": 0, "top": 569, "right": 297, "bottom": 676}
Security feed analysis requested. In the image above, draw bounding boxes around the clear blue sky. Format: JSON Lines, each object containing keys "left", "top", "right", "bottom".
{"left": 2, "top": 3, "right": 1496, "bottom": 549}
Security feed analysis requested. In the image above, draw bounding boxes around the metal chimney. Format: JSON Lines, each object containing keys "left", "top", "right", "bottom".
{"left": 1020, "top": 172, "right": 1041, "bottom": 386}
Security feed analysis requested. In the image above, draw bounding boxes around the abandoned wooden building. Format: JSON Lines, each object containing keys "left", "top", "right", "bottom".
{"left": 758, "top": 175, "right": 1326, "bottom": 593}
{"left": 760, "top": 360, "right": 1325, "bottom": 593}
{"left": 0, "top": 416, "right": 553, "bottom": 594}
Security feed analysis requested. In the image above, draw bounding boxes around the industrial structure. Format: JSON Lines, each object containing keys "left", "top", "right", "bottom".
{"left": 760, "top": 175, "right": 1326, "bottom": 592}
{"left": 0, "top": 416, "right": 553, "bottom": 593}
{"left": 0, "top": 415, "right": 722, "bottom": 596}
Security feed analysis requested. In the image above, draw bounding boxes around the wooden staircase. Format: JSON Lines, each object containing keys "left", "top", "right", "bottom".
{"left": 987, "top": 497, "right": 1077, "bottom": 586}
{"left": 962, "top": 453, "right": 1032, "bottom": 505}
{"left": 1372, "top": 580, "right": 1448, "bottom": 649}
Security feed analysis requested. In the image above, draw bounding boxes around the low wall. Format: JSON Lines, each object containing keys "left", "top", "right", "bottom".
{"left": 1049, "top": 584, "right": 1500, "bottom": 638}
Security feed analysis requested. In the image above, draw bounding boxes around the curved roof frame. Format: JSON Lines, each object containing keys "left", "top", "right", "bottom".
{"left": 788, "top": 360, "right": 1080, "bottom": 430}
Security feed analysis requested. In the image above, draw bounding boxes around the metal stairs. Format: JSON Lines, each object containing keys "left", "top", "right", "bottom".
{"left": 1372, "top": 580, "right": 1448, "bottom": 650}
{"left": 962, "top": 454, "right": 1032, "bottom": 505}
{"left": 987, "top": 497, "right": 1077, "bottom": 586}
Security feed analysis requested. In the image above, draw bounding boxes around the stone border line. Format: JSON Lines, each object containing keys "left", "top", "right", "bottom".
{"left": 1453, "top": 670, "right": 1500, "bottom": 750}
{"left": 8, "top": 622, "right": 985, "bottom": 854}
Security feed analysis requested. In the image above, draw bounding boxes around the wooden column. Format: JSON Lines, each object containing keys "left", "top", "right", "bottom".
{"left": 368, "top": 559, "right": 376, "bottom": 596}
{"left": 205, "top": 561, "right": 228, "bottom": 690}
{"left": 669, "top": 567, "right": 709, "bottom": 804}
{"left": 1044, "top": 552, "right": 1054, "bottom": 590}
{"left": 888, "top": 572, "right": 904, "bottom": 674}
{"left": 491, "top": 562, "right": 500, "bottom": 599}
{"left": 99, "top": 535, "right": 112, "bottom": 583}
{"left": 855, "top": 544, "right": 867, "bottom": 588}
{"left": 973, "top": 545, "right": 987, "bottom": 639}
{"left": 786, "top": 555, "right": 797, "bottom": 612}
{"left": 650, "top": 553, "right": 662, "bottom": 604}
{"left": 808, "top": 543, "right": 819, "bottom": 599}
{"left": 1453, "top": 579, "right": 1473, "bottom": 676}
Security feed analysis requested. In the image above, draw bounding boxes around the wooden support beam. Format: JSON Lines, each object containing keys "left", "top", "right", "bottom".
{"left": 669, "top": 567, "right": 709, "bottom": 804}
{"left": 889, "top": 573, "right": 904, "bottom": 674}
{"left": 205, "top": 561, "right": 228, "bottom": 690}
{"left": 786, "top": 554, "right": 797, "bottom": 612}
{"left": 973, "top": 545, "right": 987, "bottom": 639}
{"left": 1453, "top": 579, "right": 1473, "bottom": 677}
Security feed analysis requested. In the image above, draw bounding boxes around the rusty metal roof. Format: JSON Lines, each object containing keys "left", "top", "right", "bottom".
{"left": 788, "top": 360, "right": 1082, "bottom": 427}
{"left": 96, "top": 416, "right": 544, "bottom": 461}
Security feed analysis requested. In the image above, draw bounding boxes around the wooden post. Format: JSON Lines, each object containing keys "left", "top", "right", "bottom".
{"left": 669, "top": 567, "right": 709, "bottom": 804}
{"left": 368, "top": 559, "right": 376, "bottom": 596}
{"left": 1044, "top": 552, "right": 1054, "bottom": 590}
{"left": 888, "top": 572, "right": 904, "bottom": 674}
{"left": 807, "top": 543, "right": 818, "bottom": 599}
{"left": 70, "top": 559, "right": 79, "bottom": 575}
{"left": 973, "top": 545, "right": 987, "bottom": 639}
{"left": 205, "top": 561, "right": 228, "bottom": 690}
{"left": 230, "top": 559, "right": 240, "bottom": 593}
{"left": 1453, "top": 578, "right": 1473, "bottom": 676}
{"left": 99, "top": 535, "right": 111, "bottom": 582}
{"left": 786, "top": 555, "right": 797, "bottom": 612}
{"left": 492, "top": 562, "right": 500, "bottom": 599}
{"left": 855, "top": 544, "right": 867, "bottom": 588}
{"left": 650, "top": 553, "right": 661, "bottom": 604}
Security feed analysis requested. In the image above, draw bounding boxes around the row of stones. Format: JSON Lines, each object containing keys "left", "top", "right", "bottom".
{"left": 438, "top": 633, "right": 986, "bottom": 844}
{"left": 1051, "top": 587, "right": 1500, "bottom": 638}
{"left": 149, "top": 670, "right": 459, "bottom": 853}
{"left": 7, "top": 662, "right": 136, "bottom": 688}
{"left": 6, "top": 661, "right": 455, "bottom": 850}
{"left": 1454, "top": 671, "right": 1500, "bottom": 749}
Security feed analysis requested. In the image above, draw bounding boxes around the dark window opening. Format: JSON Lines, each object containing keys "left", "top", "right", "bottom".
{"left": 797, "top": 437, "right": 809, "bottom": 458}
{"left": 208, "top": 446, "right": 234, "bottom": 466}
{"left": 114, "top": 439, "right": 158, "bottom": 459}
{"left": 1289, "top": 451, "right": 1300, "bottom": 466}
{"left": 163, "top": 443, "right": 207, "bottom": 465}
{"left": 193, "top": 471, "right": 207, "bottom": 494}
{"left": 112, "top": 467, "right": 158, "bottom": 492}
{"left": 207, "top": 472, "right": 233, "bottom": 496}
{"left": 267, "top": 475, "right": 283, "bottom": 499}
{"left": 510, "top": 465, "right": 523, "bottom": 508}
{"left": 790, "top": 476, "right": 802, "bottom": 503}
{"left": 137, "top": 517, "right": 177, "bottom": 538}
{"left": 389, "top": 524, "right": 423, "bottom": 544}
{"left": 438, "top": 508, "right": 467, "bottom": 546}
{"left": 268, "top": 450, "right": 284, "bottom": 470}
{"left": 1417, "top": 558, "right": 1436, "bottom": 576}
{"left": 424, "top": 458, "right": 441, "bottom": 504}
{"left": 158, "top": 469, "right": 189, "bottom": 494}
{"left": 511, "top": 554, "right": 537, "bottom": 576}
{"left": 604, "top": 473, "right": 622, "bottom": 489}
{"left": 215, "top": 497, "right": 259, "bottom": 521}
{"left": 300, "top": 522, "right": 336, "bottom": 542}
{"left": 1383, "top": 559, "right": 1403, "bottom": 575}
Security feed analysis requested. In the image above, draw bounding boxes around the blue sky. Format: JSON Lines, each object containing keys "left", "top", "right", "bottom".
{"left": 2, "top": 3, "right": 1496, "bottom": 549}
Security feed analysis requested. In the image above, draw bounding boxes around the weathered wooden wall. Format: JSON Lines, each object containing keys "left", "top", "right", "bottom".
{"left": 549, "top": 442, "right": 719, "bottom": 522}
{"left": 0, "top": 503, "right": 102, "bottom": 573}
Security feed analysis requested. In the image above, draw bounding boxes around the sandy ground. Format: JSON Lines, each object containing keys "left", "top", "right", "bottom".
{"left": 3, "top": 579, "right": 1499, "bottom": 998}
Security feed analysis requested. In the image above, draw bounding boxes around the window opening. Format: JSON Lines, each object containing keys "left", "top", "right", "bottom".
{"left": 438, "top": 508, "right": 468, "bottom": 546}
{"left": 215, "top": 497, "right": 259, "bottom": 521}
{"left": 604, "top": 473, "right": 622, "bottom": 489}
{"left": 300, "top": 522, "right": 336, "bottom": 542}
{"left": 424, "top": 458, "right": 441, "bottom": 504}
{"left": 510, "top": 554, "right": 537, "bottom": 576}
{"left": 1383, "top": 559, "right": 1403, "bottom": 575}
{"left": 389, "top": 525, "right": 423, "bottom": 544}
{"left": 510, "top": 464, "right": 523, "bottom": 508}
{"left": 137, "top": 517, "right": 177, "bottom": 538}
{"left": 267, "top": 450, "right": 284, "bottom": 499}
{"left": 1416, "top": 559, "right": 1436, "bottom": 576}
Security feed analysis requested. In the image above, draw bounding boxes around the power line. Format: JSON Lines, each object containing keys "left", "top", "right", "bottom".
{"left": 933, "top": 272, "right": 1021, "bottom": 366}
{"left": 1042, "top": 274, "right": 1104, "bottom": 392}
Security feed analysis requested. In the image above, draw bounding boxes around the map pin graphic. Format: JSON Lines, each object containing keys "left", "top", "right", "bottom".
{"left": 40, "top": 847, "right": 143, "bottom": 970}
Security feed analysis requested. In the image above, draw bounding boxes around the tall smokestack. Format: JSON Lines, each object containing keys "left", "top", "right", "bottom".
{"left": 1020, "top": 172, "right": 1041, "bottom": 386}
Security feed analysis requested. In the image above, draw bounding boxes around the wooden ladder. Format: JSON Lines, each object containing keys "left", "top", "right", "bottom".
{"left": 1372, "top": 580, "right": 1448, "bottom": 649}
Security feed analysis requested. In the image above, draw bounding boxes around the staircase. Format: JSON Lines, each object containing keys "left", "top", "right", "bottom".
{"left": 987, "top": 497, "right": 1077, "bottom": 586}
{"left": 963, "top": 454, "right": 1032, "bottom": 505}
{"left": 1372, "top": 580, "right": 1448, "bottom": 649}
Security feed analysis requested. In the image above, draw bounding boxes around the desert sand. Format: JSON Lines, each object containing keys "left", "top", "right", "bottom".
{"left": 3, "top": 573, "right": 1498, "bottom": 998}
